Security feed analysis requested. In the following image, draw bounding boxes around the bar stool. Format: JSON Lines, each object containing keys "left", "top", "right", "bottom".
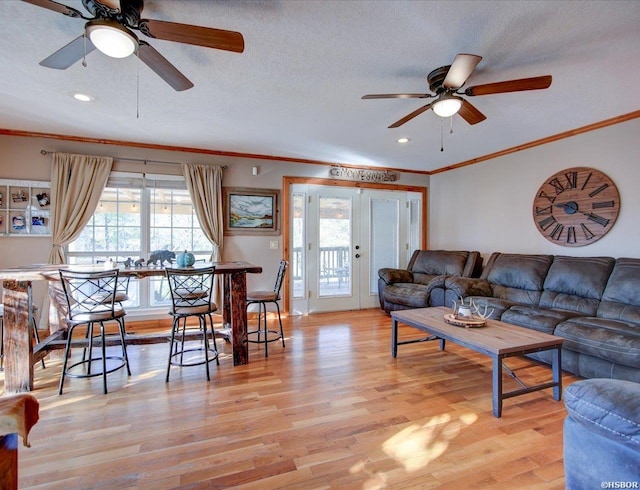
{"left": 165, "top": 266, "right": 219, "bottom": 382}
{"left": 58, "top": 269, "right": 131, "bottom": 395}
{"left": 247, "top": 260, "right": 288, "bottom": 357}
{"left": 0, "top": 304, "right": 45, "bottom": 370}
{"left": 112, "top": 275, "right": 131, "bottom": 305}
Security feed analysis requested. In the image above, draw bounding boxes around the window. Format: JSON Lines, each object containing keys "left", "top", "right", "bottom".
{"left": 67, "top": 173, "right": 213, "bottom": 310}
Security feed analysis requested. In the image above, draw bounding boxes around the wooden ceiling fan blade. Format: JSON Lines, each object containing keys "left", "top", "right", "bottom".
{"left": 464, "top": 75, "right": 552, "bottom": 96}
{"left": 96, "top": 0, "right": 121, "bottom": 10}
{"left": 457, "top": 99, "right": 486, "bottom": 125}
{"left": 139, "top": 19, "right": 244, "bottom": 53}
{"left": 21, "top": 0, "right": 86, "bottom": 18}
{"left": 388, "top": 103, "right": 433, "bottom": 128}
{"left": 443, "top": 53, "right": 482, "bottom": 89}
{"left": 137, "top": 41, "right": 194, "bottom": 91}
{"left": 39, "top": 35, "right": 96, "bottom": 69}
{"left": 362, "top": 93, "right": 432, "bottom": 100}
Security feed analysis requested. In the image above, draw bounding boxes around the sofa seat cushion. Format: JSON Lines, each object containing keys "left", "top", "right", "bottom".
{"left": 501, "top": 305, "right": 581, "bottom": 335}
{"left": 383, "top": 283, "right": 431, "bottom": 308}
{"left": 565, "top": 379, "right": 640, "bottom": 453}
{"left": 556, "top": 317, "right": 640, "bottom": 368}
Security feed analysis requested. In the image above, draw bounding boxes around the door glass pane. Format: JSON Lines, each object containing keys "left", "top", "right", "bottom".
{"left": 292, "top": 192, "right": 305, "bottom": 299}
{"left": 318, "top": 196, "right": 351, "bottom": 297}
{"left": 370, "top": 199, "right": 399, "bottom": 294}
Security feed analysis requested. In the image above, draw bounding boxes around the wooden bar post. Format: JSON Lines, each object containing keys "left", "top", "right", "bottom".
{"left": 230, "top": 271, "right": 248, "bottom": 365}
{"left": 3, "top": 280, "right": 34, "bottom": 393}
{"left": 223, "top": 273, "right": 232, "bottom": 329}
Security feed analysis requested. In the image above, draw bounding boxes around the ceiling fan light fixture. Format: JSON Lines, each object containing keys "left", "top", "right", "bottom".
{"left": 86, "top": 20, "right": 138, "bottom": 59}
{"left": 432, "top": 95, "right": 463, "bottom": 118}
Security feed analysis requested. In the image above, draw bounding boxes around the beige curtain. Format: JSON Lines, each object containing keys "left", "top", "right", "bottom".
{"left": 181, "top": 163, "right": 224, "bottom": 303}
{"left": 48, "top": 153, "right": 113, "bottom": 264}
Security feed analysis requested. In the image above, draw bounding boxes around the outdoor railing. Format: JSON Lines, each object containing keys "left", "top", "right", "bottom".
{"left": 291, "top": 246, "right": 350, "bottom": 282}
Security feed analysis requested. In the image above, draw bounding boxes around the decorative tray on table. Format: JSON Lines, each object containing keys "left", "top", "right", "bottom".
{"left": 443, "top": 313, "right": 487, "bottom": 328}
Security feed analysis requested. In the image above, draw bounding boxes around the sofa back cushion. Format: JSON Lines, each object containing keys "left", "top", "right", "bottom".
{"left": 481, "top": 253, "right": 553, "bottom": 305}
{"left": 408, "top": 250, "right": 481, "bottom": 286}
{"left": 598, "top": 258, "right": 640, "bottom": 324}
{"left": 540, "top": 256, "right": 614, "bottom": 315}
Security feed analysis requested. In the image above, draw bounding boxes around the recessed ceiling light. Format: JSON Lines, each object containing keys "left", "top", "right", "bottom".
{"left": 73, "top": 93, "right": 94, "bottom": 102}
{"left": 397, "top": 137, "right": 410, "bottom": 144}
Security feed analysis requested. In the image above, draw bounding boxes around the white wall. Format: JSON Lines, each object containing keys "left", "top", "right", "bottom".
{"left": 429, "top": 117, "right": 640, "bottom": 260}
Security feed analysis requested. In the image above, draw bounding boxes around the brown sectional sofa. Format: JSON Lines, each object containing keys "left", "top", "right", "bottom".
{"left": 431, "top": 253, "right": 640, "bottom": 383}
{"left": 377, "top": 250, "right": 482, "bottom": 313}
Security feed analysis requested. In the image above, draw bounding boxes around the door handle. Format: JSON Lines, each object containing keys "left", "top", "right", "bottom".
{"left": 355, "top": 254, "right": 361, "bottom": 259}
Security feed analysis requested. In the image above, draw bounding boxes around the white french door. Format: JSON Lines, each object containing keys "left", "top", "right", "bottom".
{"left": 290, "top": 184, "right": 421, "bottom": 314}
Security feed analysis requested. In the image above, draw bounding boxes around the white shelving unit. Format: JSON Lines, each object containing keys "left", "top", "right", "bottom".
{"left": 0, "top": 179, "right": 51, "bottom": 236}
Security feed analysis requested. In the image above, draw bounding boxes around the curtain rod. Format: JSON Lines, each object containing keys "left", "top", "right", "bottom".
{"left": 40, "top": 150, "right": 227, "bottom": 169}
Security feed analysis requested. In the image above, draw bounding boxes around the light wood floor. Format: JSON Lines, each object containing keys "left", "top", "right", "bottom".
{"left": 7, "top": 309, "right": 579, "bottom": 489}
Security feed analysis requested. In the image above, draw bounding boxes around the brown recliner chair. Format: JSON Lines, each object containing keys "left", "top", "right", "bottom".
{"left": 378, "top": 250, "right": 483, "bottom": 313}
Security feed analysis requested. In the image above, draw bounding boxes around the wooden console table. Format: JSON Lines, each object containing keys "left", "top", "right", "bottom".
{"left": 0, "top": 262, "right": 262, "bottom": 393}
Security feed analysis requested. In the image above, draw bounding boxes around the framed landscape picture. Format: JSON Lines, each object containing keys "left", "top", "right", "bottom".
{"left": 223, "top": 187, "right": 280, "bottom": 235}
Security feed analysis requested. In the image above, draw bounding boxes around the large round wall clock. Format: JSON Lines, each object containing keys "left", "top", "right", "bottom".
{"left": 532, "top": 167, "right": 620, "bottom": 247}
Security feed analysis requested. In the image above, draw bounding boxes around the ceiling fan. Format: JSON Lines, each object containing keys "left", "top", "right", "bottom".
{"left": 21, "top": 0, "right": 245, "bottom": 91}
{"left": 362, "top": 53, "right": 551, "bottom": 128}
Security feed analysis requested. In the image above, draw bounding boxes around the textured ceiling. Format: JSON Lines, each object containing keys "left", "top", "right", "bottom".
{"left": 1, "top": 0, "right": 639, "bottom": 173}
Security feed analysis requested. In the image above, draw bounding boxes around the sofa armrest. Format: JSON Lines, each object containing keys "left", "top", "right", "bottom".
{"left": 444, "top": 276, "right": 493, "bottom": 299}
{"left": 565, "top": 379, "right": 640, "bottom": 452}
{"left": 563, "top": 379, "right": 640, "bottom": 487}
{"left": 378, "top": 268, "right": 413, "bottom": 285}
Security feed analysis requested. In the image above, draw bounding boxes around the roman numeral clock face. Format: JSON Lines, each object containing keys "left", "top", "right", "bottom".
{"left": 532, "top": 167, "right": 620, "bottom": 247}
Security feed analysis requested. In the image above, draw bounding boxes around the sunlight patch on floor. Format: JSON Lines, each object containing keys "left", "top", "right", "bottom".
{"left": 381, "top": 412, "right": 478, "bottom": 472}
{"left": 348, "top": 411, "right": 479, "bottom": 489}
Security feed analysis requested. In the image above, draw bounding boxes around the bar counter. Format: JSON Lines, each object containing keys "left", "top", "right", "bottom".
{"left": 0, "top": 262, "right": 262, "bottom": 393}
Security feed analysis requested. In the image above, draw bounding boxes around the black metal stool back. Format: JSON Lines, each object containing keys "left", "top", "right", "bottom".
{"left": 165, "top": 266, "right": 219, "bottom": 381}
{"left": 58, "top": 269, "right": 131, "bottom": 394}
{"left": 112, "top": 275, "right": 131, "bottom": 305}
{"left": 247, "top": 260, "right": 288, "bottom": 357}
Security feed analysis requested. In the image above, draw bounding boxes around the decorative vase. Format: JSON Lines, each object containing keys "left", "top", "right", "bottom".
{"left": 176, "top": 250, "right": 195, "bottom": 267}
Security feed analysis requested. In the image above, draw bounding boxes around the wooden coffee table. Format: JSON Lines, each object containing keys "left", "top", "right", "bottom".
{"left": 391, "top": 306, "right": 563, "bottom": 417}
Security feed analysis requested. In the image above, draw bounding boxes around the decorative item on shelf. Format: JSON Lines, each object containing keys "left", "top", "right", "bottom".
{"left": 123, "top": 258, "right": 133, "bottom": 268}
{"left": 134, "top": 258, "right": 145, "bottom": 268}
{"left": 329, "top": 166, "right": 399, "bottom": 183}
{"left": 11, "top": 190, "right": 27, "bottom": 203}
{"left": 176, "top": 250, "right": 195, "bottom": 268}
{"left": 12, "top": 215, "right": 26, "bottom": 231}
{"left": 147, "top": 250, "right": 175, "bottom": 266}
{"left": 103, "top": 258, "right": 115, "bottom": 270}
{"left": 443, "top": 314, "right": 487, "bottom": 328}
{"left": 36, "top": 193, "right": 50, "bottom": 207}
{"left": 454, "top": 297, "right": 474, "bottom": 318}
{"left": 444, "top": 296, "right": 494, "bottom": 328}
